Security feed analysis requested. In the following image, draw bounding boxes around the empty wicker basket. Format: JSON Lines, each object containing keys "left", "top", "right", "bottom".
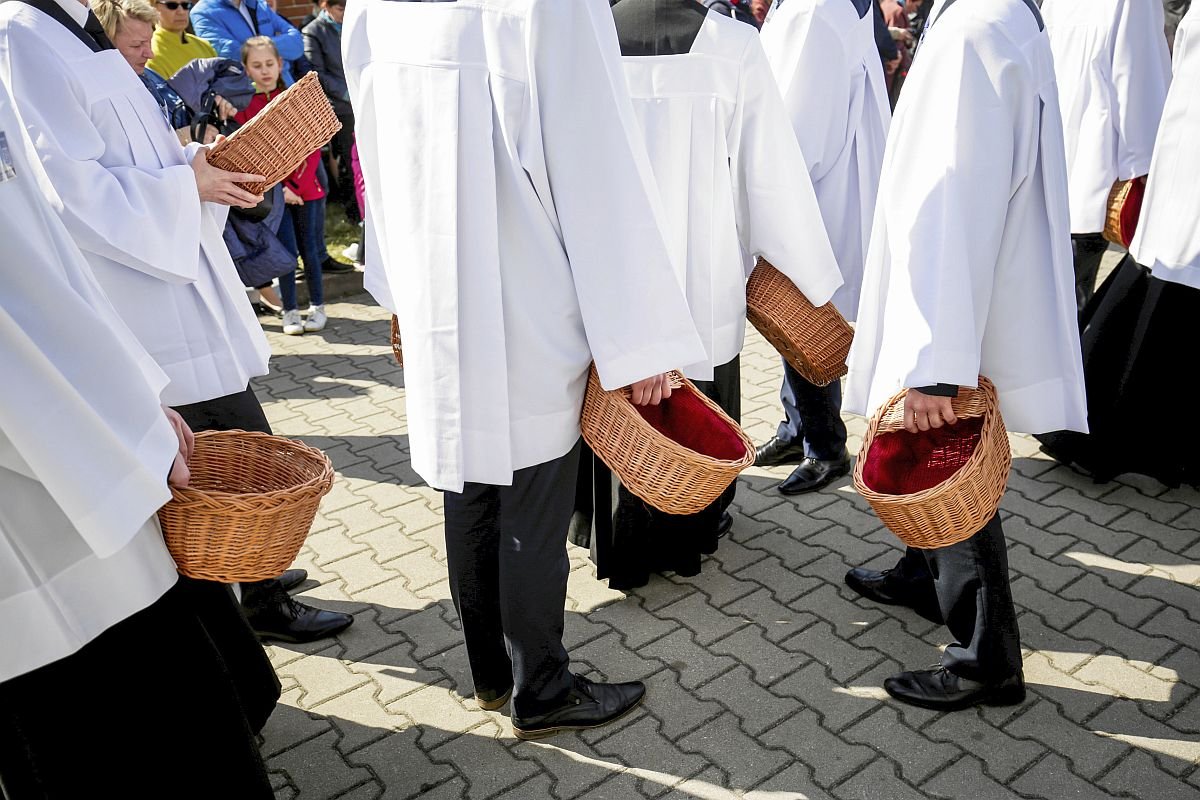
{"left": 390, "top": 315, "right": 404, "bottom": 368}
{"left": 852, "top": 377, "right": 1011, "bottom": 549}
{"left": 207, "top": 71, "right": 342, "bottom": 195}
{"left": 746, "top": 259, "right": 853, "bottom": 387}
{"left": 158, "top": 430, "right": 335, "bottom": 582}
{"left": 1103, "top": 177, "right": 1146, "bottom": 248}
{"left": 580, "top": 365, "right": 754, "bottom": 515}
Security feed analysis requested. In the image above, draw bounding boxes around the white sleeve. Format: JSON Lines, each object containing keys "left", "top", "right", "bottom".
{"left": 1111, "top": 0, "right": 1173, "bottom": 179}
{"left": 870, "top": 35, "right": 1020, "bottom": 389}
{"left": 729, "top": 36, "right": 843, "bottom": 305}
{"left": 525, "top": 0, "right": 705, "bottom": 390}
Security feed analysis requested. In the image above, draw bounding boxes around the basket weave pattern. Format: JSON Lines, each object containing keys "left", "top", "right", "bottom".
{"left": 158, "top": 430, "right": 335, "bottom": 582}
{"left": 1103, "top": 177, "right": 1143, "bottom": 248}
{"left": 746, "top": 260, "right": 852, "bottom": 387}
{"left": 207, "top": 71, "right": 342, "bottom": 195}
{"left": 580, "top": 366, "right": 754, "bottom": 515}
{"left": 390, "top": 315, "right": 404, "bottom": 368}
{"left": 852, "top": 377, "right": 1012, "bottom": 549}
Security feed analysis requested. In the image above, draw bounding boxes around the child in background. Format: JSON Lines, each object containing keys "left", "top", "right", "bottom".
{"left": 236, "top": 35, "right": 328, "bottom": 335}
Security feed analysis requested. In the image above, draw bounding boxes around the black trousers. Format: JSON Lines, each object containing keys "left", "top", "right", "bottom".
{"left": 777, "top": 359, "right": 847, "bottom": 461}
{"left": 1072, "top": 232, "right": 1109, "bottom": 313}
{"left": 0, "top": 581, "right": 273, "bottom": 800}
{"left": 171, "top": 386, "right": 282, "bottom": 731}
{"left": 888, "top": 513, "right": 1022, "bottom": 682}
{"left": 443, "top": 441, "right": 582, "bottom": 719}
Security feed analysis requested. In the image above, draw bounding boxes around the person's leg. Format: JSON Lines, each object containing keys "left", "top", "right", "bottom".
{"left": 924, "top": 514, "right": 1022, "bottom": 682}
{"left": 496, "top": 442, "right": 581, "bottom": 719}
{"left": 778, "top": 377, "right": 851, "bottom": 494}
{"left": 443, "top": 482, "right": 515, "bottom": 703}
{"left": 294, "top": 200, "right": 326, "bottom": 308}
{"left": 277, "top": 209, "right": 300, "bottom": 314}
{"left": 1072, "top": 232, "right": 1109, "bottom": 313}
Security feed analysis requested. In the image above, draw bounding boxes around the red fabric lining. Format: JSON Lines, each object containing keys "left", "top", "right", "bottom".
{"left": 634, "top": 389, "right": 747, "bottom": 461}
{"left": 1119, "top": 178, "right": 1145, "bottom": 247}
{"left": 860, "top": 417, "right": 985, "bottom": 495}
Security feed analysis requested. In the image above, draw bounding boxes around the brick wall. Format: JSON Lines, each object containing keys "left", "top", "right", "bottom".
{"left": 278, "top": 0, "right": 311, "bottom": 26}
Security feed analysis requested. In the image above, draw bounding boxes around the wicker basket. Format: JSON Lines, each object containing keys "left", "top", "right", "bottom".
{"left": 207, "top": 71, "right": 342, "bottom": 195}
{"left": 746, "top": 260, "right": 852, "bottom": 387}
{"left": 852, "top": 377, "right": 1011, "bottom": 549}
{"left": 390, "top": 315, "right": 404, "bottom": 367}
{"left": 580, "top": 365, "right": 754, "bottom": 515}
{"left": 1103, "top": 177, "right": 1146, "bottom": 248}
{"left": 158, "top": 430, "right": 335, "bottom": 582}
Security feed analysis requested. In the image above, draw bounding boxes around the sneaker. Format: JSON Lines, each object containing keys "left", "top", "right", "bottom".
{"left": 304, "top": 304, "right": 327, "bottom": 332}
{"left": 281, "top": 309, "right": 304, "bottom": 335}
{"left": 341, "top": 242, "right": 361, "bottom": 263}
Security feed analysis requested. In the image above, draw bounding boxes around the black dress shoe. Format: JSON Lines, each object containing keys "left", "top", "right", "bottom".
{"left": 884, "top": 667, "right": 1026, "bottom": 711}
{"left": 245, "top": 590, "right": 354, "bottom": 644}
{"left": 322, "top": 256, "right": 356, "bottom": 274}
{"left": 717, "top": 511, "right": 734, "bottom": 539}
{"left": 844, "top": 567, "right": 943, "bottom": 623}
{"left": 278, "top": 569, "right": 308, "bottom": 593}
{"left": 755, "top": 436, "right": 808, "bottom": 467}
{"left": 475, "top": 685, "right": 514, "bottom": 711}
{"left": 778, "top": 453, "right": 852, "bottom": 494}
{"left": 512, "top": 675, "right": 645, "bottom": 740}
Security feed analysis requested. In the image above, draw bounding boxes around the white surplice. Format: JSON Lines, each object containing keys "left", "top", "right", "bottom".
{"left": 1041, "top": 0, "right": 1172, "bottom": 234}
{"left": 0, "top": 0, "right": 270, "bottom": 407}
{"left": 615, "top": 5, "right": 844, "bottom": 381}
{"left": 0, "top": 82, "right": 179, "bottom": 683}
{"left": 759, "top": 0, "right": 891, "bottom": 320}
{"left": 344, "top": 0, "right": 706, "bottom": 492}
{"left": 845, "top": 0, "right": 1088, "bottom": 436}
{"left": 1130, "top": 7, "right": 1200, "bottom": 290}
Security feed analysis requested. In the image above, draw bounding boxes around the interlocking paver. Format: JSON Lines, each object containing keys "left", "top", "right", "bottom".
{"left": 247, "top": 299, "right": 1196, "bottom": 799}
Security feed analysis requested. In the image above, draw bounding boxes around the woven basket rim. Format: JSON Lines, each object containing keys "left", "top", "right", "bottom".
{"left": 209, "top": 71, "right": 322, "bottom": 162}
{"left": 852, "top": 378, "right": 1002, "bottom": 503}
{"left": 593, "top": 368, "right": 755, "bottom": 469}
{"left": 168, "top": 429, "right": 334, "bottom": 504}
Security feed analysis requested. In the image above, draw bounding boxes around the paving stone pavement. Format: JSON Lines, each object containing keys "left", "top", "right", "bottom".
{"left": 253, "top": 293, "right": 1200, "bottom": 800}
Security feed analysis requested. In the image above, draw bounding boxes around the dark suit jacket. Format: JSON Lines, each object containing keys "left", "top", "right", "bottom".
{"left": 302, "top": 15, "right": 351, "bottom": 117}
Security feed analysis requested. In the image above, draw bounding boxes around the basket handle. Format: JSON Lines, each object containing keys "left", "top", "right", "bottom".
{"left": 874, "top": 377, "right": 996, "bottom": 434}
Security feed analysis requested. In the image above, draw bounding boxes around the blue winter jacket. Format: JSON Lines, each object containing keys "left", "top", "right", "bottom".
{"left": 190, "top": 0, "right": 304, "bottom": 85}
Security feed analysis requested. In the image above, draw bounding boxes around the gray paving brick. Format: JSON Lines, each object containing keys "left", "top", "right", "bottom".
{"left": 723, "top": 587, "right": 816, "bottom": 643}
{"left": 708, "top": 625, "right": 809, "bottom": 688}
{"left": 1011, "top": 575, "right": 1093, "bottom": 630}
{"left": 641, "top": 629, "right": 738, "bottom": 690}
{"left": 1088, "top": 701, "right": 1200, "bottom": 775}
{"left": 666, "top": 565, "right": 760, "bottom": 609}
{"left": 1004, "top": 698, "right": 1127, "bottom": 778}
{"left": 588, "top": 715, "right": 707, "bottom": 797}
{"left": 640, "top": 668, "right": 724, "bottom": 741}
{"left": 1007, "top": 542, "right": 1089, "bottom": 593}
{"left": 745, "top": 762, "right": 832, "bottom": 800}
{"left": 923, "top": 708, "right": 1044, "bottom": 782}
{"left": 841, "top": 706, "right": 965, "bottom": 783}
{"left": 781, "top": 621, "right": 885, "bottom": 683}
{"left": 1060, "top": 573, "right": 1163, "bottom": 628}
{"left": 1100, "top": 750, "right": 1200, "bottom": 800}
{"left": 654, "top": 592, "right": 749, "bottom": 646}
{"left": 759, "top": 709, "right": 876, "bottom": 788}
{"left": 734, "top": 554, "right": 824, "bottom": 604}
{"left": 508, "top": 735, "right": 624, "bottom": 800}
{"left": 791, "top": 582, "right": 888, "bottom": 639}
{"left": 1069, "top": 609, "right": 1178, "bottom": 666}
{"left": 427, "top": 727, "right": 539, "bottom": 800}
{"left": 266, "top": 729, "right": 375, "bottom": 798}
{"left": 920, "top": 755, "right": 1027, "bottom": 800}
{"left": 831, "top": 758, "right": 928, "bottom": 800}
{"left": 695, "top": 665, "right": 801, "bottom": 736}
{"left": 585, "top": 596, "right": 676, "bottom": 650}
{"left": 573, "top": 631, "right": 663, "bottom": 683}
{"left": 677, "top": 712, "right": 792, "bottom": 788}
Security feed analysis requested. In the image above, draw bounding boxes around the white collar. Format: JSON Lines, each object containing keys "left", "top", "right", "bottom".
{"left": 53, "top": 0, "right": 90, "bottom": 27}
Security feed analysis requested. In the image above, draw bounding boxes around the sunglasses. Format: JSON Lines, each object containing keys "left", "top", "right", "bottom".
{"left": 157, "top": 1, "right": 193, "bottom": 9}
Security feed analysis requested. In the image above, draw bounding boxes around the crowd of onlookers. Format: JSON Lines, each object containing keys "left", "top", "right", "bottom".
{"left": 99, "top": 0, "right": 362, "bottom": 335}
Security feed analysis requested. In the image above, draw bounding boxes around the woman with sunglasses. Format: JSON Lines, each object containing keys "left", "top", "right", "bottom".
{"left": 147, "top": 0, "right": 217, "bottom": 80}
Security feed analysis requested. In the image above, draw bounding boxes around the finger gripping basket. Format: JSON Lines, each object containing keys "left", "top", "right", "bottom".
{"left": 390, "top": 315, "right": 404, "bottom": 368}
{"left": 207, "top": 71, "right": 342, "bottom": 195}
{"left": 1103, "top": 177, "right": 1146, "bottom": 248}
{"left": 158, "top": 430, "right": 335, "bottom": 582}
{"left": 746, "top": 260, "right": 853, "bottom": 387}
{"left": 852, "top": 377, "right": 1011, "bottom": 549}
{"left": 580, "top": 365, "right": 754, "bottom": 515}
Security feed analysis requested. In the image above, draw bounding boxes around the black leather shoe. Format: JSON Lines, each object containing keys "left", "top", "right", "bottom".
{"left": 844, "top": 567, "right": 943, "bottom": 623}
{"left": 512, "top": 675, "right": 645, "bottom": 740}
{"left": 278, "top": 569, "right": 308, "bottom": 593}
{"left": 755, "top": 436, "right": 808, "bottom": 468}
{"left": 884, "top": 667, "right": 1026, "bottom": 711}
{"left": 246, "top": 590, "right": 354, "bottom": 644}
{"left": 322, "top": 256, "right": 356, "bottom": 274}
{"left": 778, "top": 453, "right": 851, "bottom": 494}
{"left": 475, "top": 685, "right": 514, "bottom": 711}
{"left": 717, "top": 512, "right": 734, "bottom": 539}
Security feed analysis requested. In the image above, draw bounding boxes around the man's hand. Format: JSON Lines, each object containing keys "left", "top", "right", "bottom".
{"left": 904, "top": 388, "right": 958, "bottom": 433}
{"left": 163, "top": 407, "right": 194, "bottom": 488}
{"left": 629, "top": 373, "right": 674, "bottom": 406}
{"left": 191, "top": 144, "right": 265, "bottom": 208}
